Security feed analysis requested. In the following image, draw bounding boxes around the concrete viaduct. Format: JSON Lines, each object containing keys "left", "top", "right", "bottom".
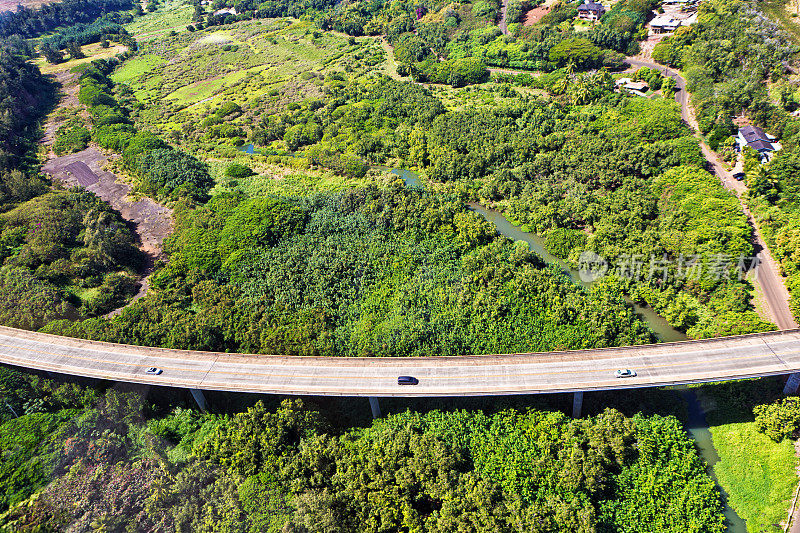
{"left": 3, "top": 325, "right": 800, "bottom": 417}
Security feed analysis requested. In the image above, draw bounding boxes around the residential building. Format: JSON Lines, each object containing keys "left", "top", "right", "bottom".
{"left": 577, "top": 2, "right": 606, "bottom": 21}
{"left": 213, "top": 6, "right": 237, "bottom": 16}
{"left": 650, "top": 14, "right": 682, "bottom": 33}
{"left": 736, "top": 125, "right": 780, "bottom": 161}
{"left": 615, "top": 77, "right": 649, "bottom": 97}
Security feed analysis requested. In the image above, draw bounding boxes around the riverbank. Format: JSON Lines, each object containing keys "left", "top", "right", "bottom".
{"left": 697, "top": 379, "right": 799, "bottom": 532}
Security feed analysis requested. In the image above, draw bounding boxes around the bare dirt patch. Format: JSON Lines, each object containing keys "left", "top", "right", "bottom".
{"left": 523, "top": 4, "right": 551, "bottom": 24}
{"left": 42, "top": 147, "right": 173, "bottom": 260}
{"left": 632, "top": 34, "right": 666, "bottom": 62}
{"left": 0, "top": 0, "right": 55, "bottom": 11}
{"left": 40, "top": 71, "right": 81, "bottom": 147}
{"left": 523, "top": 0, "right": 559, "bottom": 25}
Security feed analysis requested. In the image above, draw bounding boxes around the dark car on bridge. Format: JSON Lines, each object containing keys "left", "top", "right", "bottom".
{"left": 398, "top": 376, "right": 418, "bottom": 385}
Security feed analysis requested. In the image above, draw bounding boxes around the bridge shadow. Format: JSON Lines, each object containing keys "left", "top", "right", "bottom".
{"left": 3, "top": 364, "right": 786, "bottom": 430}
{"left": 193, "top": 376, "right": 785, "bottom": 430}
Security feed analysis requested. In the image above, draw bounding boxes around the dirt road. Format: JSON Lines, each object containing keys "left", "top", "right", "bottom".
{"left": 42, "top": 148, "right": 173, "bottom": 260}
{"left": 626, "top": 58, "right": 798, "bottom": 330}
{"left": 498, "top": 0, "right": 510, "bottom": 34}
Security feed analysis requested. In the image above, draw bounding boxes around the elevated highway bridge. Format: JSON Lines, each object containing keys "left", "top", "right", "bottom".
{"left": 3, "top": 325, "right": 800, "bottom": 416}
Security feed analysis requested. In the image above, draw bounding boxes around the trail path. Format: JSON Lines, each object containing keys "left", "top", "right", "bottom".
{"left": 40, "top": 73, "right": 173, "bottom": 317}
{"left": 499, "top": 0, "right": 510, "bottom": 34}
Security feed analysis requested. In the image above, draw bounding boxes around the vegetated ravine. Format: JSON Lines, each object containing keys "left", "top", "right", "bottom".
{"left": 389, "top": 168, "right": 746, "bottom": 530}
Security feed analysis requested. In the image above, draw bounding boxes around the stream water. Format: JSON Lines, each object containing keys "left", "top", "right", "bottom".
{"left": 467, "top": 202, "right": 687, "bottom": 343}
{"left": 682, "top": 389, "right": 749, "bottom": 532}
{"left": 390, "top": 168, "right": 746, "bottom": 528}
{"left": 239, "top": 143, "right": 257, "bottom": 155}
{"left": 235, "top": 149, "right": 745, "bottom": 527}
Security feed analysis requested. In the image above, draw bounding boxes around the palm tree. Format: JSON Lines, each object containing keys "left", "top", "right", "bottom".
{"left": 597, "top": 68, "right": 613, "bottom": 91}
{"left": 572, "top": 75, "right": 591, "bottom": 104}
{"left": 554, "top": 74, "right": 570, "bottom": 95}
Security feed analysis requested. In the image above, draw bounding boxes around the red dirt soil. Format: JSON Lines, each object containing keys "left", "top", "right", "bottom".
{"left": 523, "top": 4, "right": 552, "bottom": 25}
{"left": 0, "top": 0, "right": 57, "bottom": 12}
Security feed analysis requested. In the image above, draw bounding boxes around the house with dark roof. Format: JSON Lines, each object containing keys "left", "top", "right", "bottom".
{"left": 577, "top": 1, "right": 605, "bottom": 21}
{"left": 736, "top": 125, "right": 780, "bottom": 161}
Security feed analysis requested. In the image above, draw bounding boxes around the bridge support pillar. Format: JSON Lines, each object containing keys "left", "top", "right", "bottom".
{"left": 572, "top": 392, "right": 584, "bottom": 418}
{"left": 784, "top": 374, "right": 800, "bottom": 395}
{"left": 368, "top": 397, "right": 381, "bottom": 419}
{"left": 190, "top": 389, "right": 209, "bottom": 411}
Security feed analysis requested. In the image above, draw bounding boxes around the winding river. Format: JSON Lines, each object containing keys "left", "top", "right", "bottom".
{"left": 386, "top": 169, "right": 686, "bottom": 342}
{"left": 389, "top": 168, "right": 747, "bottom": 530}
{"left": 236, "top": 150, "right": 747, "bottom": 527}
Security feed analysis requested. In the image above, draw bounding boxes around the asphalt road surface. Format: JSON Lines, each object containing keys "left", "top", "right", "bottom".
{"left": 3, "top": 326, "right": 800, "bottom": 396}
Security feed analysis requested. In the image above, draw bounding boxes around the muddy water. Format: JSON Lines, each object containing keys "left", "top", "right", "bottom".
{"left": 467, "top": 202, "right": 687, "bottom": 343}
{"left": 682, "top": 389, "right": 748, "bottom": 531}
{"left": 389, "top": 167, "right": 685, "bottom": 341}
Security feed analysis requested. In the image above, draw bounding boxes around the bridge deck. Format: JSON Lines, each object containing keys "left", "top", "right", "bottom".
{"left": 2, "top": 326, "right": 800, "bottom": 396}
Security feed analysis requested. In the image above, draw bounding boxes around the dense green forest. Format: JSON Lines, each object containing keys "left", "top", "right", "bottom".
{"left": 0, "top": 367, "right": 726, "bottom": 532}
{"left": 0, "top": 41, "right": 52, "bottom": 181}
{"left": 233, "top": 74, "right": 767, "bottom": 338}
{"left": 45, "top": 184, "right": 652, "bottom": 354}
{"left": 40, "top": 18, "right": 128, "bottom": 52}
{"left": 747, "top": 142, "right": 800, "bottom": 320}
{"left": 0, "top": 0, "right": 134, "bottom": 39}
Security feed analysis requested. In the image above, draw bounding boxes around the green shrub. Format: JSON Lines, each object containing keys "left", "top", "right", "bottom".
{"left": 225, "top": 163, "right": 255, "bottom": 179}
{"left": 53, "top": 121, "right": 91, "bottom": 156}
{"left": 754, "top": 397, "right": 800, "bottom": 442}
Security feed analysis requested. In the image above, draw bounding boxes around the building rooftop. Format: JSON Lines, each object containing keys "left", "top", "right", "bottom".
{"left": 748, "top": 139, "right": 775, "bottom": 152}
{"left": 739, "top": 125, "right": 770, "bottom": 143}
{"left": 578, "top": 2, "right": 605, "bottom": 12}
{"left": 651, "top": 14, "right": 681, "bottom": 27}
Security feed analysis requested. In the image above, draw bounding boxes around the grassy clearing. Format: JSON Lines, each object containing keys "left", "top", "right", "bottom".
{"left": 110, "top": 54, "right": 167, "bottom": 84}
{"left": 33, "top": 43, "right": 127, "bottom": 75}
{"left": 710, "top": 421, "right": 796, "bottom": 531}
{"left": 126, "top": 0, "right": 194, "bottom": 39}
{"left": 113, "top": 17, "right": 388, "bottom": 160}
{"left": 762, "top": 0, "right": 800, "bottom": 45}
{"left": 377, "top": 36, "right": 406, "bottom": 81}
{"left": 115, "top": 18, "right": 353, "bottom": 108}
{"left": 207, "top": 157, "right": 383, "bottom": 197}
{"left": 698, "top": 379, "right": 799, "bottom": 532}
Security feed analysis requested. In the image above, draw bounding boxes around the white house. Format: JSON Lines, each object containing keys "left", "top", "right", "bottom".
{"left": 650, "top": 14, "right": 682, "bottom": 34}
{"left": 213, "top": 6, "right": 237, "bottom": 16}
{"left": 577, "top": 2, "right": 606, "bottom": 21}
{"left": 736, "top": 125, "right": 780, "bottom": 161}
{"left": 615, "top": 77, "right": 649, "bottom": 97}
